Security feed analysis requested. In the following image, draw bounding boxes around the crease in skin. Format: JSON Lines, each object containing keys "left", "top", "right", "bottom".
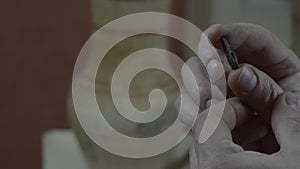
{"left": 262, "top": 52, "right": 300, "bottom": 81}
{"left": 277, "top": 71, "right": 300, "bottom": 94}
{"left": 287, "top": 115, "right": 300, "bottom": 133}
{"left": 238, "top": 67, "right": 257, "bottom": 94}
{"left": 257, "top": 72, "right": 283, "bottom": 118}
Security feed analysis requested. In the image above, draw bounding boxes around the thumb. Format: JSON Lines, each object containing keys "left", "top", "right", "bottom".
{"left": 228, "top": 64, "right": 283, "bottom": 122}
{"left": 272, "top": 92, "right": 300, "bottom": 150}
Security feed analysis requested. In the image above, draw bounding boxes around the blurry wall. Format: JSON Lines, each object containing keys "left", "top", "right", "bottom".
{"left": 209, "top": 0, "right": 293, "bottom": 47}
{"left": 294, "top": 0, "right": 300, "bottom": 55}
{"left": 0, "top": 0, "right": 91, "bottom": 169}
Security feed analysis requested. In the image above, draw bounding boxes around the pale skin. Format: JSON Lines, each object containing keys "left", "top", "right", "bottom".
{"left": 176, "top": 23, "right": 300, "bottom": 168}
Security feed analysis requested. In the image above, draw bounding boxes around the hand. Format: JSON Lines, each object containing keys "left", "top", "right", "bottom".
{"left": 176, "top": 23, "right": 300, "bottom": 168}
{"left": 190, "top": 93, "right": 300, "bottom": 169}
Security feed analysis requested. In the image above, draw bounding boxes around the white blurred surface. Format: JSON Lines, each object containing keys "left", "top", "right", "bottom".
{"left": 42, "top": 130, "right": 89, "bottom": 169}
{"left": 210, "top": 0, "right": 293, "bottom": 46}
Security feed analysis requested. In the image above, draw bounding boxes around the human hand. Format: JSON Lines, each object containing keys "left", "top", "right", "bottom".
{"left": 187, "top": 92, "right": 300, "bottom": 169}
{"left": 176, "top": 23, "right": 300, "bottom": 168}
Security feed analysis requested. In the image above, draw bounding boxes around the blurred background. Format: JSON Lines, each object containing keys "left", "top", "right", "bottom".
{"left": 0, "top": 0, "right": 298, "bottom": 169}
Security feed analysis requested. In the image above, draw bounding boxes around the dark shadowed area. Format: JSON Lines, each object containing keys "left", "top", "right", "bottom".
{"left": 0, "top": 1, "right": 91, "bottom": 169}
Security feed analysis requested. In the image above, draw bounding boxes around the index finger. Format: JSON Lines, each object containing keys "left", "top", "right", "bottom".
{"left": 206, "top": 23, "right": 300, "bottom": 81}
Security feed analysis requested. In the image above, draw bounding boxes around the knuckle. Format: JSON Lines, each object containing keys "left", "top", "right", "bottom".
{"left": 287, "top": 114, "right": 300, "bottom": 133}
{"left": 186, "top": 56, "right": 200, "bottom": 68}
{"left": 257, "top": 72, "right": 281, "bottom": 111}
{"left": 262, "top": 78, "right": 277, "bottom": 102}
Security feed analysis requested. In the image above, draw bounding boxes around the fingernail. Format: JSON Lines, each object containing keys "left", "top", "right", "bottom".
{"left": 238, "top": 67, "right": 257, "bottom": 93}
{"left": 207, "top": 59, "right": 224, "bottom": 82}
{"left": 285, "top": 93, "right": 299, "bottom": 112}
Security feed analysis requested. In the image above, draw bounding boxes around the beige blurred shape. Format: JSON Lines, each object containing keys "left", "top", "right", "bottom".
{"left": 68, "top": 0, "right": 191, "bottom": 169}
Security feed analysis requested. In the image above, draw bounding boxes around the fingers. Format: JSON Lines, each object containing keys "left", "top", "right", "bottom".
{"left": 174, "top": 95, "right": 198, "bottom": 128}
{"left": 181, "top": 56, "right": 210, "bottom": 107}
{"left": 181, "top": 57, "right": 226, "bottom": 110}
{"left": 228, "top": 64, "right": 284, "bottom": 122}
{"left": 205, "top": 23, "right": 300, "bottom": 81}
{"left": 193, "top": 98, "right": 252, "bottom": 163}
{"left": 271, "top": 92, "right": 300, "bottom": 150}
{"left": 277, "top": 71, "right": 300, "bottom": 93}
